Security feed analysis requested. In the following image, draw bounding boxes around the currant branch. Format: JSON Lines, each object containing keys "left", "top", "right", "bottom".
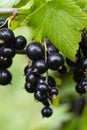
{"left": 0, "top": 8, "right": 18, "bottom": 14}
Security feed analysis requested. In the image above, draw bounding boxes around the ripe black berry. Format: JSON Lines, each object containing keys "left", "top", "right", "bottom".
{"left": 80, "top": 57, "right": 87, "bottom": 73}
{"left": 75, "top": 79, "right": 87, "bottom": 94}
{"left": 24, "top": 83, "right": 36, "bottom": 93}
{"left": 46, "top": 42, "right": 59, "bottom": 53}
{"left": 0, "top": 56, "right": 12, "bottom": 69}
{"left": 0, "top": 18, "right": 8, "bottom": 28}
{"left": 41, "top": 106, "right": 53, "bottom": 117}
{"left": 47, "top": 52, "right": 64, "bottom": 70}
{"left": 57, "top": 65, "right": 67, "bottom": 74}
{"left": 36, "top": 83, "right": 49, "bottom": 94}
{"left": 33, "top": 60, "right": 48, "bottom": 74}
{"left": 26, "top": 72, "right": 40, "bottom": 87}
{"left": 26, "top": 42, "right": 44, "bottom": 61}
{"left": 0, "top": 47, "right": 15, "bottom": 58}
{"left": 48, "top": 76, "right": 56, "bottom": 87}
{"left": 34, "top": 92, "right": 47, "bottom": 102}
{"left": 0, "top": 28, "right": 15, "bottom": 46}
{"left": 24, "top": 65, "right": 34, "bottom": 75}
{"left": 0, "top": 69, "right": 12, "bottom": 85}
{"left": 49, "top": 87, "right": 59, "bottom": 96}
{"left": 15, "top": 35, "right": 27, "bottom": 50}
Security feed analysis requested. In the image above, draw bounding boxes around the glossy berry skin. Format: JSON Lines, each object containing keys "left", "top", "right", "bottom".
{"left": 0, "top": 47, "right": 15, "bottom": 58}
{"left": 46, "top": 42, "right": 59, "bottom": 53}
{"left": 0, "top": 18, "right": 8, "bottom": 28}
{"left": 0, "top": 69, "right": 12, "bottom": 85}
{"left": 34, "top": 60, "right": 48, "bottom": 74}
{"left": 36, "top": 83, "right": 49, "bottom": 94}
{"left": 73, "top": 68, "right": 86, "bottom": 83}
{"left": 0, "top": 28, "right": 15, "bottom": 47}
{"left": 26, "top": 42, "right": 44, "bottom": 61}
{"left": 49, "top": 87, "right": 59, "bottom": 96}
{"left": 34, "top": 92, "right": 47, "bottom": 102}
{"left": 24, "top": 83, "right": 36, "bottom": 93}
{"left": 58, "top": 65, "right": 67, "bottom": 74}
{"left": 15, "top": 36, "right": 27, "bottom": 50}
{"left": 26, "top": 72, "right": 40, "bottom": 87}
{"left": 41, "top": 106, "right": 53, "bottom": 117}
{"left": 75, "top": 79, "right": 87, "bottom": 94}
{"left": 47, "top": 52, "right": 64, "bottom": 70}
{"left": 80, "top": 57, "right": 87, "bottom": 73}
{"left": 37, "top": 77, "right": 46, "bottom": 84}
{"left": 0, "top": 56, "right": 12, "bottom": 68}
{"left": 24, "top": 65, "right": 34, "bottom": 75}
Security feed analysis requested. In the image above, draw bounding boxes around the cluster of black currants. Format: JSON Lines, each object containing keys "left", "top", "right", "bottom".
{"left": 24, "top": 40, "right": 65, "bottom": 117}
{"left": 0, "top": 18, "right": 27, "bottom": 85}
{"left": 66, "top": 29, "right": 87, "bottom": 95}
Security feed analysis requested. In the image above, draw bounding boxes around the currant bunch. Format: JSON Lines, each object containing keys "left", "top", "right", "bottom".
{"left": 68, "top": 29, "right": 87, "bottom": 95}
{"left": 24, "top": 40, "right": 65, "bottom": 117}
{"left": 0, "top": 18, "right": 27, "bottom": 85}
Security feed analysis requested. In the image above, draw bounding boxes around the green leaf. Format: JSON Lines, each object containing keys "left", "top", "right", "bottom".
{"left": 19, "top": 0, "right": 34, "bottom": 14}
{"left": 74, "top": 0, "right": 87, "bottom": 9}
{"left": 26, "top": 0, "right": 87, "bottom": 61}
{"left": 14, "top": 0, "right": 30, "bottom": 7}
{"left": 19, "top": 0, "right": 46, "bottom": 14}
{"left": 0, "top": 0, "right": 20, "bottom": 7}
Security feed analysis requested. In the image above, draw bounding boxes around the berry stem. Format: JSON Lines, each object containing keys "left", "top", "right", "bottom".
{"left": 44, "top": 40, "right": 48, "bottom": 83}
{"left": 15, "top": 50, "right": 26, "bottom": 55}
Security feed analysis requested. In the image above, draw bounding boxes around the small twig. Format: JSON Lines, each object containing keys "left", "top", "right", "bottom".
{"left": 15, "top": 50, "right": 26, "bottom": 55}
{"left": 0, "top": 8, "right": 18, "bottom": 14}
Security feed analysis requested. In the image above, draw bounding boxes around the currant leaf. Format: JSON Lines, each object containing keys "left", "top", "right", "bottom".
{"left": 25, "top": 0, "right": 87, "bottom": 61}
{"left": 74, "top": 0, "right": 87, "bottom": 9}
{"left": 0, "top": 0, "right": 20, "bottom": 7}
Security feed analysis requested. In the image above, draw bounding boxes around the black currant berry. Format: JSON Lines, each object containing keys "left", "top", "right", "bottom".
{"left": 24, "top": 83, "right": 36, "bottom": 93}
{"left": 0, "top": 69, "right": 12, "bottom": 85}
{"left": 46, "top": 41, "right": 59, "bottom": 53}
{"left": 57, "top": 65, "right": 67, "bottom": 74}
{"left": 48, "top": 76, "right": 56, "bottom": 87}
{"left": 36, "top": 83, "right": 49, "bottom": 94}
{"left": 75, "top": 79, "right": 87, "bottom": 94}
{"left": 0, "top": 56, "right": 12, "bottom": 68}
{"left": 37, "top": 77, "right": 46, "bottom": 84}
{"left": 0, "top": 18, "right": 8, "bottom": 28}
{"left": 49, "top": 87, "right": 59, "bottom": 96}
{"left": 0, "top": 47, "right": 15, "bottom": 58}
{"left": 15, "top": 35, "right": 27, "bottom": 50}
{"left": 26, "top": 72, "right": 40, "bottom": 87}
{"left": 33, "top": 60, "right": 48, "bottom": 74}
{"left": 41, "top": 106, "right": 53, "bottom": 117}
{"left": 24, "top": 65, "right": 34, "bottom": 75}
{"left": 0, "top": 28, "right": 15, "bottom": 47}
{"left": 26, "top": 42, "right": 44, "bottom": 61}
{"left": 34, "top": 92, "right": 47, "bottom": 102}
{"left": 73, "top": 68, "right": 86, "bottom": 83}
{"left": 80, "top": 57, "right": 87, "bottom": 73}
{"left": 47, "top": 52, "right": 64, "bottom": 70}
